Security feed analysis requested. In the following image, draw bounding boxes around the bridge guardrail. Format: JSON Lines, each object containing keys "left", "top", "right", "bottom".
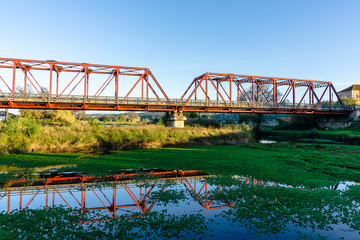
{"left": 0, "top": 93, "right": 352, "bottom": 112}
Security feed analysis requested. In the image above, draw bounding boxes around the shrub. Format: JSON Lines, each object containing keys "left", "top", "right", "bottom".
{"left": 157, "top": 119, "right": 164, "bottom": 126}
{"left": 51, "top": 110, "right": 76, "bottom": 123}
{"left": 0, "top": 116, "right": 40, "bottom": 154}
{"left": 3, "top": 116, "right": 40, "bottom": 138}
{"left": 89, "top": 117, "right": 98, "bottom": 127}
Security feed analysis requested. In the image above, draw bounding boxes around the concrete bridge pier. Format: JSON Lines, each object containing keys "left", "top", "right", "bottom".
{"left": 318, "top": 106, "right": 360, "bottom": 129}
{"left": 164, "top": 111, "right": 187, "bottom": 128}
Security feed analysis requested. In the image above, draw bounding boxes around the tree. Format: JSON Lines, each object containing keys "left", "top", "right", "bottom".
{"left": 127, "top": 112, "right": 140, "bottom": 123}
{"left": 238, "top": 113, "right": 264, "bottom": 132}
{"left": 51, "top": 110, "right": 76, "bottom": 123}
{"left": 238, "top": 85, "right": 283, "bottom": 135}
{"left": 20, "top": 109, "right": 76, "bottom": 123}
{"left": 341, "top": 97, "right": 357, "bottom": 106}
{"left": 238, "top": 84, "right": 282, "bottom": 103}
{"left": 225, "top": 118, "right": 235, "bottom": 125}
{"left": 118, "top": 115, "right": 127, "bottom": 122}
{"left": 74, "top": 110, "right": 88, "bottom": 121}
{"left": 184, "top": 112, "right": 198, "bottom": 119}
{"left": 99, "top": 115, "right": 111, "bottom": 122}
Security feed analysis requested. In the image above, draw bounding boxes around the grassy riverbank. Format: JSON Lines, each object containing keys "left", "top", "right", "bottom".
{"left": 0, "top": 117, "right": 252, "bottom": 154}
{"left": 1, "top": 143, "right": 360, "bottom": 187}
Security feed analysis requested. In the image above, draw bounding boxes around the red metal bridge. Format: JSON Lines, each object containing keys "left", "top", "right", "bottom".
{"left": 0, "top": 58, "right": 352, "bottom": 115}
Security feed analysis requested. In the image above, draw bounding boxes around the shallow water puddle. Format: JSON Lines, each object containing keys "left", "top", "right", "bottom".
{"left": 1, "top": 174, "right": 360, "bottom": 239}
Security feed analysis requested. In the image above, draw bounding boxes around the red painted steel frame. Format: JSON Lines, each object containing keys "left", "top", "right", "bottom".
{"left": 0, "top": 58, "right": 352, "bottom": 115}
{"left": 178, "top": 72, "right": 351, "bottom": 115}
{"left": 0, "top": 58, "right": 173, "bottom": 112}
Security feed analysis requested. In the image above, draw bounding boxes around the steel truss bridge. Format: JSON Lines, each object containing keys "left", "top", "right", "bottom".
{"left": 0, "top": 58, "right": 352, "bottom": 115}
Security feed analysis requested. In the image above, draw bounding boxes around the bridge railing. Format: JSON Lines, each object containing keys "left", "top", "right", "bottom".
{"left": 0, "top": 93, "right": 352, "bottom": 111}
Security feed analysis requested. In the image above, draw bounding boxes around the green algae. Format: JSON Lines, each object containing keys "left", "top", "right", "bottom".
{"left": 1, "top": 143, "right": 360, "bottom": 187}
{"left": 0, "top": 208, "right": 207, "bottom": 240}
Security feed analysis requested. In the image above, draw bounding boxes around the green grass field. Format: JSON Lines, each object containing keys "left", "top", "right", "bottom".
{"left": 1, "top": 143, "right": 360, "bottom": 187}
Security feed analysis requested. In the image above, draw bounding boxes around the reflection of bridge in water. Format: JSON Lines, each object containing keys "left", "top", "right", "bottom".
{"left": 0, "top": 172, "right": 342, "bottom": 223}
{"left": 0, "top": 58, "right": 353, "bottom": 116}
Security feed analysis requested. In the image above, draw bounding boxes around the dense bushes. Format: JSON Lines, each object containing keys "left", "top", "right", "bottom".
{"left": 32, "top": 124, "right": 253, "bottom": 153}
{"left": 0, "top": 116, "right": 41, "bottom": 154}
{"left": 185, "top": 117, "right": 221, "bottom": 128}
{"left": 0, "top": 117, "right": 253, "bottom": 154}
{"left": 21, "top": 109, "right": 76, "bottom": 123}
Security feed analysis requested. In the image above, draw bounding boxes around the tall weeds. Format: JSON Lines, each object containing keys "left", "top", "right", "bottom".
{"left": 0, "top": 119, "right": 253, "bottom": 154}
{"left": 0, "top": 117, "right": 40, "bottom": 154}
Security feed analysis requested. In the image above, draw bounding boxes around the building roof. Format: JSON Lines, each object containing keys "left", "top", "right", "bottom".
{"left": 339, "top": 84, "right": 360, "bottom": 93}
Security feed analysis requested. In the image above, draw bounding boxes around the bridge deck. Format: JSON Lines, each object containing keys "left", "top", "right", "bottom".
{"left": 0, "top": 93, "right": 352, "bottom": 115}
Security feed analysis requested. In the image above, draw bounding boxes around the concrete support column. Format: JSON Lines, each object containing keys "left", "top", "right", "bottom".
{"left": 165, "top": 111, "right": 187, "bottom": 128}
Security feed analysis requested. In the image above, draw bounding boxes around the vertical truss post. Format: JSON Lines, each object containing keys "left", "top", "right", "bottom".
{"left": 311, "top": 82, "right": 314, "bottom": 106}
{"left": 206, "top": 74, "right": 208, "bottom": 106}
{"left": 216, "top": 81, "right": 219, "bottom": 102}
{"left": 229, "top": 75, "right": 232, "bottom": 104}
{"left": 309, "top": 82, "right": 312, "bottom": 105}
{"left": 146, "top": 70, "right": 149, "bottom": 104}
{"left": 115, "top": 68, "right": 119, "bottom": 103}
{"left": 292, "top": 80, "right": 295, "bottom": 108}
{"left": 86, "top": 71, "right": 90, "bottom": 100}
{"left": 24, "top": 70, "right": 27, "bottom": 95}
{"left": 273, "top": 78, "right": 277, "bottom": 108}
{"left": 237, "top": 81, "right": 240, "bottom": 102}
{"left": 141, "top": 72, "right": 144, "bottom": 101}
{"left": 84, "top": 67, "right": 88, "bottom": 103}
{"left": 56, "top": 71, "right": 59, "bottom": 97}
{"left": 195, "top": 80, "right": 197, "bottom": 102}
{"left": 49, "top": 64, "right": 53, "bottom": 100}
{"left": 12, "top": 62, "right": 16, "bottom": 99}
{"left": 329, "top": 85, "right": 332, "bottom": 110}
{"left": 252, "top": 77, "right": 255, "bottom": 107}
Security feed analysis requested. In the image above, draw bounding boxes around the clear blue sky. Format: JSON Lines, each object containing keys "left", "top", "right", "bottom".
{"left": 1, "top": 0, "right": 359, "bottom": 97}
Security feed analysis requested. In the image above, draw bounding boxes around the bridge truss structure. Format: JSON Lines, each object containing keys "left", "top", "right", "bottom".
{"left": 0, "top": 58, "right": 352, "bottom": 115}
{"left": 179, "top": 72, "right": 350, "bottom": 115}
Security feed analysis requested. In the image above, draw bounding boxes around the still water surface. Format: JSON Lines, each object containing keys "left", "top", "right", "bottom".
{"left": 1, "top": 176, "right": 359, "bottom": 239}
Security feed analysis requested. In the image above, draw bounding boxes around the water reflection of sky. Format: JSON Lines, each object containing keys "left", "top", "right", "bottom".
{"left": 1, "top": 176, "right": 359, "bottom": 239}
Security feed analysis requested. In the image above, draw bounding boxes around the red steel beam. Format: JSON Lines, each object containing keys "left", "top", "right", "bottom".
{"left": 0, "top": 58, "right": 171, "bottom": 108}
{"left": 0, "top": 58, "right": 352, "bottom": 115}
{"left": 178, "top": 72, "right": 350, "bottom": 115}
